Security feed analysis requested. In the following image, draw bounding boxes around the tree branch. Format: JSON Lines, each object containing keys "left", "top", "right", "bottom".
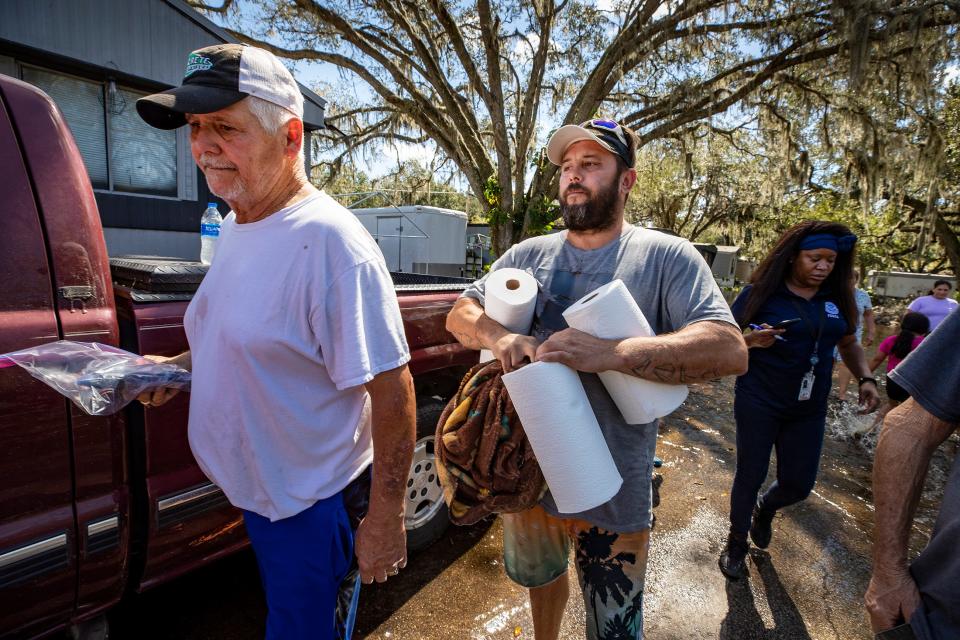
{"left": 186, "top": 0, "right": 235, "bottom": 13}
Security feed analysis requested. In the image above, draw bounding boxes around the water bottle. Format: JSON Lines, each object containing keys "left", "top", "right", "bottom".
{"left": 200, "top": 202, "right": 222, "bottom": 265}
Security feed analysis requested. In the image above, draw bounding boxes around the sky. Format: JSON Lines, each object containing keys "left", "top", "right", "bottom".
{"left": 213, "top": 2, "right": 960, "bottom": 188}
{"left": 947, "top": 64, "right": 960, "bottom": 83}
{"left": 216, "top": 8, "right": 417, "bottom": 180}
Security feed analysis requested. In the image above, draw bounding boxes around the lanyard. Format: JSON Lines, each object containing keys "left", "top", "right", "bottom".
{"left": 789, "top": 298, "right": 825, "bottom": 370}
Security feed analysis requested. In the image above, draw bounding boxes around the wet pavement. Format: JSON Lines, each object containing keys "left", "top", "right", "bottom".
{"left": 104, "top": 378, "right": 955, "bottom": 639}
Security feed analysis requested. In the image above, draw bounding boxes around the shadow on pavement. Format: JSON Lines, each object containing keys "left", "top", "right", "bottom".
{"left": 103, "top": 516, "right": 494, "bottom": 639}
{"left": 718, "top": 551, "right": 813, "bottom": 640}
{"left": 353, "top": 517, "right": 496, "bottom": 636}
{"left": 665, "top": 382, "right": 871, "bottom": 580}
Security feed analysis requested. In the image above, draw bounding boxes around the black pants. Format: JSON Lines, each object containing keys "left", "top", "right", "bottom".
{"left": 729, "top": 393, "right": 826, "bottom": 535}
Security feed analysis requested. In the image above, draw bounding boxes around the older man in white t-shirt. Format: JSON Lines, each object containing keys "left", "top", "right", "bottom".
{"left": 135, "top": 44, "right": 415, "bottom": 640}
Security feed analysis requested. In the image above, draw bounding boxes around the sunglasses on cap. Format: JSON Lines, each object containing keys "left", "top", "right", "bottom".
{"left": 581, "top": 119, "right": 629, "bottom": 148}
{"left": 545, "top": 118, "right": 636, "bottom": 167}
{"left": 578, "top": 118, "right": 634, "bottom": 167}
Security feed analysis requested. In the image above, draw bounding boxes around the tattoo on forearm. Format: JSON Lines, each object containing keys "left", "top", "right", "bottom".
{"left": 621, "top": 322, "right": 745, "bottom": 384}
{"left": 677, "top": 366, "right": 724, "bottom": 383}
{"left": 631, "top": 357, "right": 653, "bottom": 378}
{"left": 645, "top": 363, "right": 722, "bottom": 384}
{"left": 653, "top": 363, "right": 676, "bottom": 383}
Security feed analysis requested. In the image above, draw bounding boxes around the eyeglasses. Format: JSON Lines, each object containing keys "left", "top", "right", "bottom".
{"left": 581, "top": 119, "right": 629, "bottom": 148}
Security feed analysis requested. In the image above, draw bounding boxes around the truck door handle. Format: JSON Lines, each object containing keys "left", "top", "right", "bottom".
{"left": 59, "top": 286, "right": 94, "bottom": 314}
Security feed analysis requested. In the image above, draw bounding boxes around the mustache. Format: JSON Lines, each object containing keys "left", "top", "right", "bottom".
{"left": 198, "top": 154, "right": 236, "bottom": 171}
{"left": 563, "top": 185, "right": 590, "bottom": 199}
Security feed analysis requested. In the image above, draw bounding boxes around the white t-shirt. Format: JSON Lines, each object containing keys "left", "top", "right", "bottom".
{"left": 184, "top": 191, "right": 410, "bottom": 521}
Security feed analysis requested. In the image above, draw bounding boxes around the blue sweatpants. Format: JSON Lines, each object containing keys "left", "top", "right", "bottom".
{"left": 729, "top": 393, "right": 827, "bottom": 535}
{"left": 243, "top": 468, "right": 370, "bottom": 640}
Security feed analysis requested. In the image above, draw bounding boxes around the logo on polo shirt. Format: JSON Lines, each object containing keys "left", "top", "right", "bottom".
{"left": 825, "top": 301, "right": 840, "bottom": 318}
{"left": 185, "top": 53, "right": 213, "bottom": 77}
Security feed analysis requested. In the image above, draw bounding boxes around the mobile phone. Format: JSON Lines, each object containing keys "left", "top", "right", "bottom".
{"left": 772, "top": 318, "right": 802, "bottom": 329}
{"left": 875, "top": 623, "right": 916, "bottom": 640}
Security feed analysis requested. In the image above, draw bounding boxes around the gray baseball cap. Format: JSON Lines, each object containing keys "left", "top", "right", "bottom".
{"left": 547, "top": 119, "right": 636, "bottom": 167}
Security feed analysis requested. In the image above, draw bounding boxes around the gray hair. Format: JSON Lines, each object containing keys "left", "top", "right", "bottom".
{"left": 245, "top": 96, "right": 305, "bottom": 167}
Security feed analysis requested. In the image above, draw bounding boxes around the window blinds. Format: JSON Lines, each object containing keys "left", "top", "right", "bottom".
{"left": 109, "top": 86, "right": 177, "bottom": 196}
{"left": 22, "top": 67, "right": 108, "bottom": 189}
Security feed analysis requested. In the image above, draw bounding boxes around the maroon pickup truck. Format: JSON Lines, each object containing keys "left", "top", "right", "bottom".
{"left": 0, "top": 74, "right": 475, "bottom": 639}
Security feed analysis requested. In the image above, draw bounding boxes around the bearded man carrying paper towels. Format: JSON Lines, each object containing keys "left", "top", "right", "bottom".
{"left": 447, "top": 119, "right": 748, "bottom": 639}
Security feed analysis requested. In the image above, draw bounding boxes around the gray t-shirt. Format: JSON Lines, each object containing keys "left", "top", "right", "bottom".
{"left": 462, "top": 226, "right": 736, "bottom": 531}
{"left": 889, "top": 311, "right": 960, "bottom": 640}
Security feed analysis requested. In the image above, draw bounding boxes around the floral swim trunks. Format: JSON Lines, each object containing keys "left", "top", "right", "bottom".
{"left": 502, "top": 505, "right": 651, "bottom": 640}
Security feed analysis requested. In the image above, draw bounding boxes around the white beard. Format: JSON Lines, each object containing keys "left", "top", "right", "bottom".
{"left": 207, "top": 173, "right": 248, "bottom": 202}
{"left": 199, "top": 153, "right": 249, "bottom": 204}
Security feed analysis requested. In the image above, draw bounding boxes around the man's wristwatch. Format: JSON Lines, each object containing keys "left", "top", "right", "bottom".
{"left": 858, "top": 377, "right": 877, "bottom": 387}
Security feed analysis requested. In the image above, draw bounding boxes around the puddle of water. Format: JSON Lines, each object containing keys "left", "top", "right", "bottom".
{"left": 472, "top": 602, "right": 528, "bottom": 636}
{"left": 810, "top": 490, "right": 868, "bottom": 535}
{"left": 808, "top": 534, "right": 870, "bottom": 600}
{"left": 645, "top": 505, "right": 736, "bottom": 629}
{"left": 659, "top": 438, "right": 703, "bottom": 453}
{"left": 826, "top": 400, "right": 880, "bottom": 452}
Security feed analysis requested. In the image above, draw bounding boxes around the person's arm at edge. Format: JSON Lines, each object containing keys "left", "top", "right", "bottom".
{"left": 867, "top": 349, "right": 886, "bottom": 372}
{"left": 865, "top": 399, "right": 957, "bottom": 632}
{"left": 536, "top": 320, "right": 748, "bottom": 383}
{"left": 446, "top": 297, "right": 538, "bottom": 370}
{"left": 863, "top": 307, "right": 877, "bottom": 346}
{"left": 355, "top": 363, "right": 416, "bottom": 584}
{"left": 837, "top": 334, "right": 881, "bottom": 412}
{"left": 137, "top": 350, "right": 192, "bottom": 406}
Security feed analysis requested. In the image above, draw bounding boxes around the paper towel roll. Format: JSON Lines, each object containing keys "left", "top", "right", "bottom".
{"left": 563, "top": 279, "right": 689, "bottom": 424}
{"left": 502, "top": 361, "right": 622, "bottom": 513}
{"left": 479, "top": 268, "right": 538, "bottom": 362}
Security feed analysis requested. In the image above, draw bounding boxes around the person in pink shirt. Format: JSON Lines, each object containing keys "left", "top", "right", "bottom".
{"left": 908, "top": 280, "right": 958, "bottom": 332}
{"left": 870, "top": 311, "right": 930, "bottom": 414}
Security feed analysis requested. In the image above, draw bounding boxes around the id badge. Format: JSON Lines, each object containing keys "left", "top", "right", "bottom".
{"left": 798, "top": 371, "right": 815, "bottom": 401}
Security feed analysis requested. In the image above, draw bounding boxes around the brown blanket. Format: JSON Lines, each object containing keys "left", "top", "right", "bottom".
{"left": 435, "top": 360, "right": 546, "bottom": 525}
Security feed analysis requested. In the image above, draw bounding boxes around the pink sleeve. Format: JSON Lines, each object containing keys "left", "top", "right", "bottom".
{"left": 878, "top": 335, "right": 895, "bottom": 355}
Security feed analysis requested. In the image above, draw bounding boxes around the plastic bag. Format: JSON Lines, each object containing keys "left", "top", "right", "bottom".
{"left": 0, "top": 340, "right": 191, "bottom": 416}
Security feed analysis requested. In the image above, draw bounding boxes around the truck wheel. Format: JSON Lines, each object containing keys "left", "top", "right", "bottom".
{"left": 405, "top": 401, "right": 450, "bottom": 552}
{"left": 70, "top": 616, "right": 109, "bottom": 640}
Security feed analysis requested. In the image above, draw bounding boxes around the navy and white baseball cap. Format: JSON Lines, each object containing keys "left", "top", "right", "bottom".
{"left": 137, "top": 43, "right": 303, "bottom": 130}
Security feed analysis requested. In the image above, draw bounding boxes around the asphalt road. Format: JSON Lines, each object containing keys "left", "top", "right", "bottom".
{"left": 102, "top": 378, "right": 954, "bottom": 639}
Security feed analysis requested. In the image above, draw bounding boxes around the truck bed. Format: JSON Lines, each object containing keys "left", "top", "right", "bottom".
{"left": 110, "top": 261, "right": 476, "bottom": 595}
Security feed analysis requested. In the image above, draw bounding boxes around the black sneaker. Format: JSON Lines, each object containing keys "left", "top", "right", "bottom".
{"left": 749, "top": 503, "right": 775, "bottom": 549}
{"left": 718, "top": 533, "right": 749, "bottom": 580}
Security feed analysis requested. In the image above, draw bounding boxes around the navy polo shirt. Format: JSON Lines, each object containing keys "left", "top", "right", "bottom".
{"left": 732, "top": 284, "right": 851, "bottom": 412}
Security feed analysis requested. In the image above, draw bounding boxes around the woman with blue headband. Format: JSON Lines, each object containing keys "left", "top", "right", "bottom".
{"left": 718, "top": 221, "right": 881, "bottom": 580}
